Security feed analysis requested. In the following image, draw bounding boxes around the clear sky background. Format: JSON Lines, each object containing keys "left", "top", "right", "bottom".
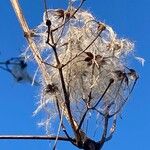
{"left": 0, "top": 0, "right": 150, "bottom": 150}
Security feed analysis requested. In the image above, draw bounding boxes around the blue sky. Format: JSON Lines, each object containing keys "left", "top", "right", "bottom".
{"left": 0, "top": 0, "right": 150, "bottom": 149}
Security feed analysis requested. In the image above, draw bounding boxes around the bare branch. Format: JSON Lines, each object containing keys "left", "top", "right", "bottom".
{"left": 93, "top": 78, "right": 114, "bottom": 109}
{"left": 77, "top": 78, "right": 114, "bottom": 133}
{"left": 98, "top": 113, "right": 109, "bottom": 149}
{"left": 0, "top": 135, "right": 75, "bottom": 142}
{"left": 109, "top": 77, "right": 138, "bottom": 118}
{"left": 53, "top": 103, "right": 64, "bottom": 150}
{"left": 55, "top": 97, "right": 73, "bottom": 142}
{"left": 43, "top": 0, "right": 49, "bottom": 19}
{"left": 77, "top": 109, "right": 89, "bottom": 133}
{"left": 46, "top": 23, "right": 81, "bottom": 143}
{"left": 10, "top": 0, "right": 50, "bottom": 84}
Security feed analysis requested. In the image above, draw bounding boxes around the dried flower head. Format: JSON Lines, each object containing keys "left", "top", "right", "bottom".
{"left": 25, "top": 7, "right": 138, "bottom": 134}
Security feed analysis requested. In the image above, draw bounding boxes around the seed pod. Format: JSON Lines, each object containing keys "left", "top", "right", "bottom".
{"left": 85, "top": 52, "right": 94, "bottom": 59}
{"left": 45, "top": 83, "right": 58, "bottom": 93}
{"left": 128, "top": 69, "right": 139, "bottom": 80}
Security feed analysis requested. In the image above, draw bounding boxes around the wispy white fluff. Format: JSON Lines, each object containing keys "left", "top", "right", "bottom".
{"left": 24, "top": 7, "right": 139, "bottom": 133}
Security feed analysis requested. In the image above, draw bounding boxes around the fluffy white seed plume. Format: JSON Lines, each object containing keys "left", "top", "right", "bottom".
{"left": 26, "top": 7, "right": 138, "bottom": 132}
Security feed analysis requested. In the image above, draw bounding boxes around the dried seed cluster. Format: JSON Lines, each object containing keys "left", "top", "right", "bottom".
{"left": 28, "top": 8, "right": 138, "bottom": 132}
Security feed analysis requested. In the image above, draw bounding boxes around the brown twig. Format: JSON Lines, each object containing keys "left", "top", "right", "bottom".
{"left": 0, "top": 135, "right": 75, "bottom": 142}
{"left": 46, "top": 22, "right": 81, "bottom": 143}
{"left": 77, "top": 79, "right": 114, "bottom": 133}
{"left": 98, "top": 113, "right": 109, "bottom": 149}
{"left": 55, "top": 97, "right": 74, "bottom": 142}
{"left": 109, "top": 77, "right": 138, "bottom": 118}
{"left": 10, "top": 0, "right": 50, "bottom": 84}
{"left": 55, "top": 97, "right": 77, "bottom": 147}
{"left": 93, "top": 78, "right": 114, "bottom": 108}
{"left": 42, "top": 0, "right": 84, "bottom": 143}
